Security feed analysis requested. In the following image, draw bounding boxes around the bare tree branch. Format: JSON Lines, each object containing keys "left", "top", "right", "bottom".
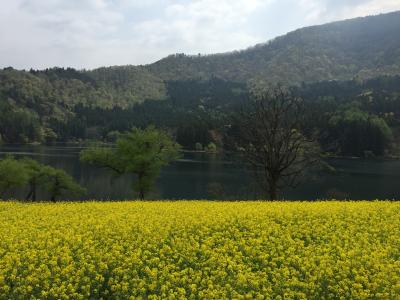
{"left": 234, "top": 86, "right": 320, "bottom": 200}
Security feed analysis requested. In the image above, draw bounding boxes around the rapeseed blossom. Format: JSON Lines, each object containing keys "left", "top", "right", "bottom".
{"left": 0, "top": 201, "right": 399, "bottom": 299}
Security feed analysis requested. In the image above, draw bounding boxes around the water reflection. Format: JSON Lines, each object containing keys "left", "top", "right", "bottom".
{"left": 0, "top": 144, "right": 399, "bottom": 200}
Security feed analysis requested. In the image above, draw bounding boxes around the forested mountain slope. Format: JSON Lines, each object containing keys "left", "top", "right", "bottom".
{"left": 147, "top": 11, "right": 400, "bottom": 83}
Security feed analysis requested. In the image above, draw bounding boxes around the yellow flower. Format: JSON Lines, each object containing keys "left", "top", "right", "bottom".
{"left": 0, "top": 201, "right": 398, "bottom": 299}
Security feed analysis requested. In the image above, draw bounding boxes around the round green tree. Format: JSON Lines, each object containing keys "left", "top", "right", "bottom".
{"left": 0, "top": 156, "right": 29, "bottom": 198}
{"left": 80, "top": 126, "right": 181, "bottom": 199}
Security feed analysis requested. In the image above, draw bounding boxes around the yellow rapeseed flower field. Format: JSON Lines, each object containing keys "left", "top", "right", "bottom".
{"left": 0, "top": 201, "right": 399, "bottom": 299}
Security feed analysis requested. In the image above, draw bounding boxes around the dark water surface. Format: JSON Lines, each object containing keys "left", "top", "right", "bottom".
{"left": 1, "top": 144, "right": 399, "bottom": 200}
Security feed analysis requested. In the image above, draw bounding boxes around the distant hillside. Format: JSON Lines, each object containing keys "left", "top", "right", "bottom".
{"left": 147, "top": 11, "right": 400, "bottom": 84}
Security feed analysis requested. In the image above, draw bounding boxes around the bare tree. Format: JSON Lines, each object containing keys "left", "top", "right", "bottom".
{"left": 233, "top": 86, "right": 319, "bottom": 200}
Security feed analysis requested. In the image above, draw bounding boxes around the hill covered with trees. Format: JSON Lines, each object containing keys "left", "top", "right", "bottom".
{"left": 148, "top": 11, "right": 400, "bottom": 84}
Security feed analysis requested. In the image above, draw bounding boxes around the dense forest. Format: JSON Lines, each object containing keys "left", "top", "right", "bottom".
{"left": 1, "top": 11, "right": 400, "bottom": 157}
{"left": 1, "top": 70, "right": 399, "bottom": 157}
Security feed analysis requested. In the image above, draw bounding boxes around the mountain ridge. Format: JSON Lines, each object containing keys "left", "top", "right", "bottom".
{"left": 144, "top": 10, "right": 400, "bottom": 85}
{"left": 4, "top": 10, "right": 400, "bottom": 86}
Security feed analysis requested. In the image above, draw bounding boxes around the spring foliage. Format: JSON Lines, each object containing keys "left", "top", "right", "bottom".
{"left": 0, "top": 157, "right": 85, "bottom": 201}
{"left": 0, "top": 201, "right": 399, "bottom": 299}
{"left": 80, "top": 127, "right": 181, "bottom": 199}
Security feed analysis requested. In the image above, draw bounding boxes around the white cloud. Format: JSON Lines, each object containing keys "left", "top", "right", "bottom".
{"left": 298, "top": 0, "right": 400, "bottom": 23}
{"left": 0, "top": 0, "right": 127, "bottom": 69}
{"left": 343, "top": 0, "right": 400, "bottom": 18}
{"left": 132, "top": 0, "right": 269, "bottom": 55}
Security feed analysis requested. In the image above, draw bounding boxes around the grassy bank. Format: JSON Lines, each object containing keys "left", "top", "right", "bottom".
{"left": 0, "top": 201, "right": 399, "bottom": 299}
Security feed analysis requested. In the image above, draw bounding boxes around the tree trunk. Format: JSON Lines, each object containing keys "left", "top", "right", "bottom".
{"left": 26, "top": 190, "right": 33, "bottom": 201}
{"left": 137, "top": 172, "right": 146, "bottom": 200}
{"left": 51, "top": 195, "right": 56, "bottom": 202}
{"left": 269, "top": 189, "right": 278, "bottom": 201}
{"left": 268, "top": 180, "right": 278, "bottom": 200}
{"left": 139, "top": 189, "right": 145, "bottom": 200}
{"left": 26, "top": 182, "right": 37, "bottom": 201}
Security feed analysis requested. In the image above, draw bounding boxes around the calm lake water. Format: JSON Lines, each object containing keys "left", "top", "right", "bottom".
{"left": 1, "top": 144, "right": 400, "bottom": 200}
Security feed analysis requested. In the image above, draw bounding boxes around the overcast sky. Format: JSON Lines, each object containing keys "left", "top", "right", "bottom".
{"left": 1, "top": 0, "right": 399, "bottom": 70}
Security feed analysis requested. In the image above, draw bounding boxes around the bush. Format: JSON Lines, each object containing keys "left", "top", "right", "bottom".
{"left": 195, "top": 142, "right": 203, "bottom": 151}
{"left": 206, "top": 142, "right": 217, "bottom": 153}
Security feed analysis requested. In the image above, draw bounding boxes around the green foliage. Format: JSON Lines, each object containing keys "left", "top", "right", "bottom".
{"left": 87, "top": 66, "right": 167, "bottom": 108}
{"left": 80, "top": 147, "right": 124, "bottom": 174}
{"left": 19, "top": 158, "right": 69, "bottom": 201}
{"left": 0, "top": 156, "right": 85, "bottom": 201}
{"left": 21, "top": 158, "right": 45, "bottom": 201}
{"left": 105, "top": 131, "right": 121, "bottom": 143}
{"left": 148, "top": 12, "right": 400, "bottom": 84}
{"left": 81, "top": 127, "right": 181, "bottom": 199}
{"left": 0, "top": 105, "right": 42, "bottom": 143}
{"left": 176, "top": 123, "right": 212, "bottom": 150}
{"left": 0, "top": 157, "right": 29, "bottom": 197}
{"left": 41, "top": 167, "right": 86, "bottom": 202}
{"left": 195, "top": 142, "right": 203, "bottom": 151}
{"left": 328, "top": 108, "right": 392, "bottom": 156}
{"left": 205, "top": 142, "right": 217, "bottom": 153}
{"left": 42, "top": 127, "right": 58, "bottom": 143}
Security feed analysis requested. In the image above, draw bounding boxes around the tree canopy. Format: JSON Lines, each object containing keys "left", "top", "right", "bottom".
{"left": 328, "top": 107, "right": 392, "bottom": 156}
{"left": 80, "top": 127, "right": 181, "bottom": 199}
{"left": 0, "top": 156, "right": 29, "bottom": 197}
{"left": 0, "top": 157, "right": 85, "bottom": 201}
{"left": 42, "top": 167, "right": 86, "bottom": 202}
{"left": 232, "top": 87, "right": 320, "bottom": 199}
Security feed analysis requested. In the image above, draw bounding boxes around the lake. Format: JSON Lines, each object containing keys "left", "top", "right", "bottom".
{"left": 1, "top": 144, "right": 399, "bottom": 200}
